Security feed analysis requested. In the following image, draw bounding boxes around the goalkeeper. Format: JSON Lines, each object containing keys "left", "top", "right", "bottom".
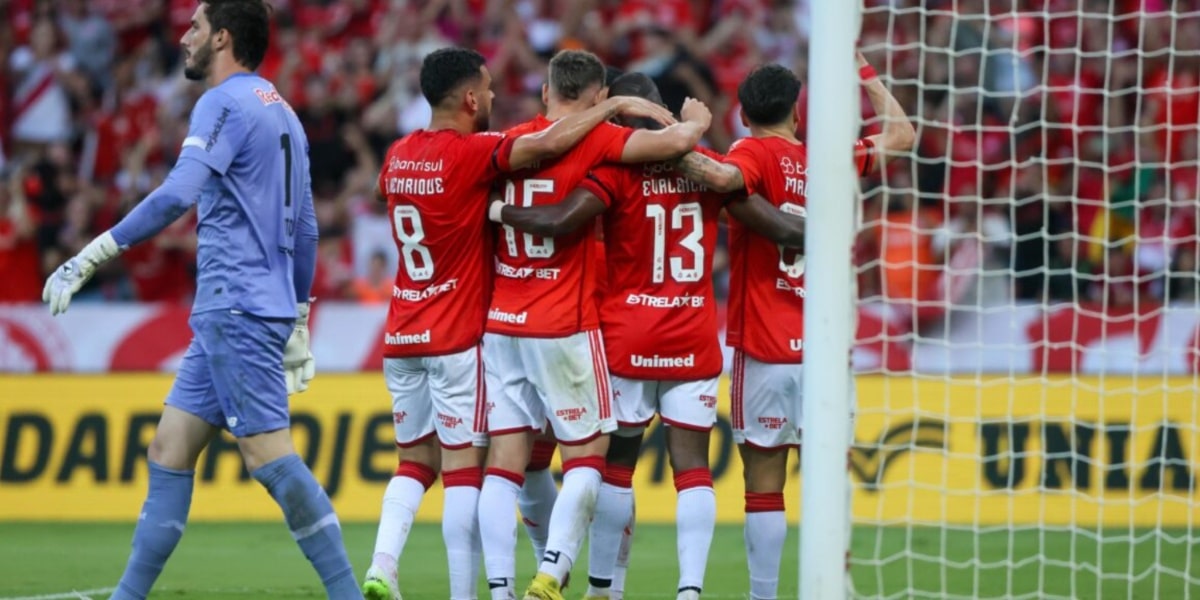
{"left": 41, "top": 1, "right": 362, "bottom": 598}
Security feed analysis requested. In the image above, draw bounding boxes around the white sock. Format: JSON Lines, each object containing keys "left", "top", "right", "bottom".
{"left": 518, "top": 468, "right": 559, "bottom": 565}
{"left": 745, "top": 510, "right": 787, "bottom": 600}
{"left": 586, "top": 482, "right": 632, "bottom": 595}
{"left": 444, "top": 479, "right": 482, "bottom": 600}
{"left": 611, "top": 495, "right": 635, "bottom": 600}
{"left": 676, "top": 486, "right": 716, "bottom": 592}
{"left": 479, "top": 471, "right": 523, "bottom": 595}
{"left": 371, "top": 474, "right": 429, "bottom": 579}
{"left": 538, "top": 461, "right": 603, "bottom": 582}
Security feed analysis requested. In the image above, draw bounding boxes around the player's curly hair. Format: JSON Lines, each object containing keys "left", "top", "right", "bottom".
{"left": 548, "top": 50, "right": 606, "bottom": 101}
{"left": 738, "top": 63, "right": 802, "bottom": 127}
{"left": 200, "top": 0, "right": 270, "bottom": 71}
{"left": 420, "top": 47, "right": 487, "bottom": 108}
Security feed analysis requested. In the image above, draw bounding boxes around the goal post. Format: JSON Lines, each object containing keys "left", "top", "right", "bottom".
{"left": 800, "top": 1, "right": 862, "bottom": 599}
{"left": 823, "top": 1, "right": 1200, "bottom": 599}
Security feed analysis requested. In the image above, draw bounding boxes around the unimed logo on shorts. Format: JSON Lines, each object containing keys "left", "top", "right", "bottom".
{"left": 555, "top": 407, "right": 587, "bottom": 422}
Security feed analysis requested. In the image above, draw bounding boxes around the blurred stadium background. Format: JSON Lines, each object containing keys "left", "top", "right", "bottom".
{"left": 1, "top": 0, "right": 1198, "bottom": 598}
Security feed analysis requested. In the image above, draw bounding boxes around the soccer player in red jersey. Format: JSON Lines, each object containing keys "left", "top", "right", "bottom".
{"left": 475, "top": 50, "right": 713, "bottom": 600}
{"left": 364, "top": 47, "right": 675, "bottom": 600}
{"left": 492, "top": 72, "right": 807, "bottom": 600}
{"left": 674, "top": 54, "right": 915, "bottom": 600}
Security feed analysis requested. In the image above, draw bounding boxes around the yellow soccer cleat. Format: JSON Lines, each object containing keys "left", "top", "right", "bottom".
{"left": 523, "top": 572, "right": 565, "bottom": 600}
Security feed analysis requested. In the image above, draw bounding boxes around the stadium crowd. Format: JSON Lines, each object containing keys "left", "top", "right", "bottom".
{"left": 0, "top": 0, "right": 1198, "bottom": 313}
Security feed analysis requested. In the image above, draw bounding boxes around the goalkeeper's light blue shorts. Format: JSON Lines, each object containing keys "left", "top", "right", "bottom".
{"left": 165, "top": 309, "right": 294, "bottom": 438}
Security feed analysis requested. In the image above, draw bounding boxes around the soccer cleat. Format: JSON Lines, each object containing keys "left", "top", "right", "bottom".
{"left": 362, "top": 565, "right": 403, "bottom": 600}
{"left": 523, "top": 572, "right": 564, "bottom": 600}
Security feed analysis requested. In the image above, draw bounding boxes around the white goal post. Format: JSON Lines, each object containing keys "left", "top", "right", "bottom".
{"left": 801, "top": 1, "right": 1200, "bottom": 599}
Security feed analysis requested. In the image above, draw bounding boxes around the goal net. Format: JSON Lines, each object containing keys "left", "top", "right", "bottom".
{"left": 844, "top": 1, "right": 1200, "bottom": 598}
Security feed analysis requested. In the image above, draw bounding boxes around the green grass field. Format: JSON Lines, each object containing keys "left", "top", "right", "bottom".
{"left": 0, "top": 522, "right": 1195, "bottom": 599}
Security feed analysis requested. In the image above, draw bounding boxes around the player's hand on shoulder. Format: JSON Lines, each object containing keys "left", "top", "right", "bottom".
{"left": 680, "top": 97, "right": 712, "bottom": 130}
{"left": 613, "top": 96, "right": 676, "bottom": 127}
{"left": 283, "top": 301, "right": 316, "bottom": 394}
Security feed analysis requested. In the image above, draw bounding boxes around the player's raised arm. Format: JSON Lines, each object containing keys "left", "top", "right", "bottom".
{"left": 858, "top": 51, "right": 916, "bottom": 173}
{"left": 507, "top": 95, "right": 676, "bottom": 171}
{"left": 675, "top": 149, "right": 746, "bottom": 193}
{"left": 488, "top": 183, "right": 608, "bottom": 236}
{"left": 617, "top": 97, "right": 712, "bottom": 163}
{"left": 726, "top": 193, "right": 806, "bottom": 248}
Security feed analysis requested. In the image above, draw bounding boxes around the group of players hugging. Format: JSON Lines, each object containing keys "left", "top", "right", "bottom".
{"left": 39, "top": 1, "right": 914, "bottom": 599}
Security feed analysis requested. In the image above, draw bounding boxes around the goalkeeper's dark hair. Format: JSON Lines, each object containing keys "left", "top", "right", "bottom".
{"left": 607, "top": 72, "right": 665, "bottom": 131}
{"left": 548, "top": 49, "right": 606, "bottom": 101}
{"left": 420, "top": 47, "right": 487, "bottom": 108}
{"left": 604, "top": 66, "right": 625, "bottom": 88}
{"left": 738, "top": 63, "right": 802, "bottom": 127}
{"left": 199, "top": 0, "right": 271, "bottom": 70}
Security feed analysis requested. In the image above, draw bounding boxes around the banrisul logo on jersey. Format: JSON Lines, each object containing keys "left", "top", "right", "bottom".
{"left": 0, "top": 375, "right": 1195, "bottom": 524}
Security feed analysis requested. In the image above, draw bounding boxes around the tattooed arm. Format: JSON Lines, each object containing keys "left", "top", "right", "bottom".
{"left": 675, "top": 150, "right": 745, "bottom": 193}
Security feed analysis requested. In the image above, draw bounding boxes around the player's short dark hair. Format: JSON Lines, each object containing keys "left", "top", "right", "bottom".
{"left": 420, "top": 47, "right": 487, "bottom": 108}
{"left": 604, "top": 66, "right": 625, "bottom": 88}
{"left": 738, "top": 63, "right": 802, "bottom": 127}
{"left": 200, "top": 0, "right": 270, "bottom": 71}
{"left": 548, "top": 50, "right": 606, "bottom": 101}
{"left": 607, "top": 72, "right": 665, "bottom": 131}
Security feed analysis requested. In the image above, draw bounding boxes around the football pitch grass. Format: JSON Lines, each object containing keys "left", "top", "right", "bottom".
{"left": 0, "top": 522, "right": 1195, "bottom": 599}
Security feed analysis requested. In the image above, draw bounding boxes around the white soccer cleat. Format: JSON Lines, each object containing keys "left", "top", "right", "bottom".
{"left": 675, "top": 589, "right": 701, "bottom": 600}
{"left": 362, "top": 565, "right": 403, "bottom": 600}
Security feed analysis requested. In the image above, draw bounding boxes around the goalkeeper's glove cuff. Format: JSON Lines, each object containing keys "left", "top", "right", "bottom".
{"left": 77, "top": 231, "right": 122, "bottom": 276}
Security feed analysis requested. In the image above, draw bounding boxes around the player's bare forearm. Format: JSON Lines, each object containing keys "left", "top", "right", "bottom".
{"left": 509, "top": 100, "right": 622, "bottom": 169}
{"left": 860, "top": 56, "right": 916, "bottom": 166}
{"left": 676, "top": 151, "right": 744, "bottom": 193}
{"left": 495, "top": 189, "right": 606, "bottom": 237}
{"left": 727, "top": 193, "right": 805, "bottom": 248}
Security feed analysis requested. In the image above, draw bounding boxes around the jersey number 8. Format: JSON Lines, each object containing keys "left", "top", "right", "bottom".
{"left": 393, "top": 205, "right": 434, "bottom": 281}
{"left": 778, "top": 202, "right": 806, "bottom": 278}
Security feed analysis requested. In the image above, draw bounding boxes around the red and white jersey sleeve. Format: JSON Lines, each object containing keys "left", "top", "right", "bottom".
{"left": 721, "top": 136, "right": 874, "bottom": 363}
{"left": 588, "top": 147, "right": 728, "bottom": 380}
{"left": 378, "top": 129, "right": 515, "bottom": 358}
{"left": 486, "top": 116, "right": 633, "bottom": 337}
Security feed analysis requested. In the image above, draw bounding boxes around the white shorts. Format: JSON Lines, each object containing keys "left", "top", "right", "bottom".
{"left": 483, "top": 331, "right": 616, "bottom": 444}
{"left": 611, "top": 375, "right": 719, "bottom": 436}
{"left": 384, "top": 345, "right": 487, "bottom": 450}
{"left": 730, "top": 351, "right": 855, "bottom": 449}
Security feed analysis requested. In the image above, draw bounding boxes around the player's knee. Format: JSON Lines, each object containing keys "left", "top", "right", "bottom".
{"left": 666, "top": 426, "right": 711, "bottom": 472}
{"left": 738, "top": 444, "right": 790, "bottom": 494}
{"left": 606, "top": 433, "right": 641, "bottom": 468}
{"left": 440, "top": 445, "right": 482, "bottom": 472}
{"left": 559, "top": 434, "right": 609, "bottom": 463}
{"left": 486, "top": 432, "right": 532, "bottom": 471}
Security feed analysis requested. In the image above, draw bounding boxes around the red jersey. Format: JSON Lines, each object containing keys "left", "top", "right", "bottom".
{"left": 583, "top": 148, "right": 728, "bottom": 380}
{"left": 723, "top": 136, "right": 874, "bottom": 363}
{"left": 379, "top": 128, "right": 515, "bottom": 357}
{"left": 487, "top": 115, "right": 633, "bottom": 337}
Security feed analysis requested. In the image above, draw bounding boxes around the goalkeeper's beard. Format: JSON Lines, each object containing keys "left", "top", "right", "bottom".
{"left": 183, "top": 39, "right": 214, "bottom": 82}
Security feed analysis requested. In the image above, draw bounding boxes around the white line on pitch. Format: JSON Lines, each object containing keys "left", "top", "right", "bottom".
{"left": 0, "top": 588, "right": 115, "bottom": 600}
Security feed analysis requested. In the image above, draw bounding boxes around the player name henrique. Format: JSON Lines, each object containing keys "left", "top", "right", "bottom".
{"left": 625, "top": 293, "right": 705, "bottom": 308}
{"left": 630, "top": 353, "right": 695, "bottom": 368}
{"left": 383, "top": 176, "right": 444, "bottom": 195}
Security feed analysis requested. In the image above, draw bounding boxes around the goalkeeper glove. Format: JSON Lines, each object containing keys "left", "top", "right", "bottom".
{"left": 42, "top": 231, "right": 121, "bottom": 316}
{"left": 283, "top": 300, "right": 315, "bottom": 394}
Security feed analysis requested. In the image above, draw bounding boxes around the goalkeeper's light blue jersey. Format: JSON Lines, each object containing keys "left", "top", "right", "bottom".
{"left": 179, "top": 72, "right": 314, "bottom": 320}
